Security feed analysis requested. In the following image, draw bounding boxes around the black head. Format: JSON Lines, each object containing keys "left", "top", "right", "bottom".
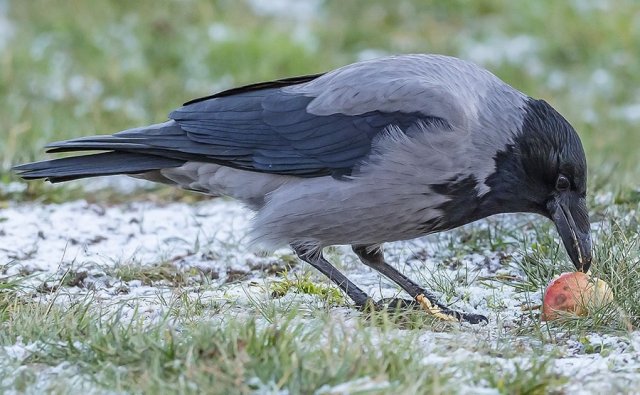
{"left": 484, "top": 98, "right": 591, "bottom": 272}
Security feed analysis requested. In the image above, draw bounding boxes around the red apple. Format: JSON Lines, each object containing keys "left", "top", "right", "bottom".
{"left": 541, "top": 272, "right": 613, "bottom": 321}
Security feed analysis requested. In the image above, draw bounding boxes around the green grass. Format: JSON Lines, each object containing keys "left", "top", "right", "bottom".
{"left": 106, "top": 260, "right": 203, "bottom": 287}
{"left": 0, "top": 288, "right": 573, "bottom": 394}
{"left": 270, "top": 271, "right": 346, "bottom": 306}
{"left": 478, "top": 357, "right": 568, "bottom": 395}
{"left": 3, "top": 0, "right": 640, "bottom": 192}
{"left": 2, "top": 0, "right": 640, "bottom": 393}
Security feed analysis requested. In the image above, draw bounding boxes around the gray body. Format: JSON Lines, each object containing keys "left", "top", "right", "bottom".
{"left": 150, "top": 55, "right": 527, "bottom": 250}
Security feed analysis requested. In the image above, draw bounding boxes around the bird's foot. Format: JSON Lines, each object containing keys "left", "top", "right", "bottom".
{"left": 372, "top": 295, "right": 487, "bottom": 324}
{"left": 375, "top": 297, "right": 419, "bottom": 310}
{"left": 415, "top": 294, "right": 488, "bottom": 324}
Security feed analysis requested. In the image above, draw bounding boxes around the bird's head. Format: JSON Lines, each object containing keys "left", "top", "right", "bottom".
{"left": 485, "top": 99, "right": 591, "bottom": 272}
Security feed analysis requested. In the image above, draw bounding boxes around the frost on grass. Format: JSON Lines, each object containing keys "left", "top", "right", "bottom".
{"left": 1, "top": 193, "right": 640, "bottom": 392}
{"left": 0, "top": 198, "right": 288, "bottom": 321}
{"left": 0, "top": 339, "right": 95, "bottom": 394}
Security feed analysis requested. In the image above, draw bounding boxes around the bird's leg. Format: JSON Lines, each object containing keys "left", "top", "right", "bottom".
{"left": 352, "top": 244, "right": 487, "bottom": 324}
{"left": 292, "top": 244, "right": 372, "bottom": 308}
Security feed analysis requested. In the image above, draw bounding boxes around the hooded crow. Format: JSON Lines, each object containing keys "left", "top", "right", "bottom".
{"left": 15, "top": 54, "right": 591, "bottom": 323}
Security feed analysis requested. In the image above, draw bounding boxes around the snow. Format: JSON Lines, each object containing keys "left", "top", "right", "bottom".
{"left": 2, "top": 340, "right": 41, "bottom": 361}
{"left": 1, "top": 199, "right": 251, "bottom": 274}
{"left": 315, "top": 377, "right": 392, "bottom": 394}
{"left": 0, "top": 340, "right": 99, "bottom": 394}
{"left": 1, "top": 189, "right": 639, "bottom": 392}
{"left": 0, "top": 181, "right": 27, "bottom": 195}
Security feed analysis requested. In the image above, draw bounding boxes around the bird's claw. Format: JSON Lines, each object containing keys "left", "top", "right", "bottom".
{"left": 365, "top": 296, "right": 488, "bottom": 325}
{"left": 376, "top": 297, "right": 419, "bottom": 310}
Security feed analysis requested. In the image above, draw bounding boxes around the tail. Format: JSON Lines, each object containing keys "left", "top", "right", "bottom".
{"left": 14, "top": 152, "right": 185, "bottom": 183}
{"left": 13, "top": 121, "right": 192, "bottom": 183}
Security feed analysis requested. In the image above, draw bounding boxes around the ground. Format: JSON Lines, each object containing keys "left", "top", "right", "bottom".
{"left": 1, "top": 187, "right": 639, "bottom": 393}
{"left": 2, "top": 1, "right": 640, "bottom": 394}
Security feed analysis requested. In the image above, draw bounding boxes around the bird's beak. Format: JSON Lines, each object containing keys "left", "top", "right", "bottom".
{"left": 547, "top": 195, "right": 592, "bottom": 272}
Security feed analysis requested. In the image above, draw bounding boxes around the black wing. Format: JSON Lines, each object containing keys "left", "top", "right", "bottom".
{"left": 40, "top": 75, "right": 439, "bottom": 178}
{"left": 169, "top": 88, "right": 425, "bottom": 177}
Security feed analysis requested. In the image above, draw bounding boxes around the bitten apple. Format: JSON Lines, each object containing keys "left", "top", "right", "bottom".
{"left": 541, "top": 272, "right": 613, "bottom": 321}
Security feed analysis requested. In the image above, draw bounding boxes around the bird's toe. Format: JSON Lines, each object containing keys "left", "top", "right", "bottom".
{"left": 376, "top": 297, "right": 420, "bottom": 310}
{"left": 457, "top": 312, "right": 489, "bottom": 325}
{"left": 362, "top": 296, "right": 488, "bottom": 325}
{"left": 414, "top": 294, "right": 488, "bottom": 324}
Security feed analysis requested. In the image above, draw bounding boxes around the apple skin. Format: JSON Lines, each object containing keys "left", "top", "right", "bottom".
{"left": 541, "top": 272, "right": 613, "bottom": 321}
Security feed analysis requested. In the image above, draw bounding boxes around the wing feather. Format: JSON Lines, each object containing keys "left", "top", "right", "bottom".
{"left": 45, "top": 55, "right": 497, "bottom": 178}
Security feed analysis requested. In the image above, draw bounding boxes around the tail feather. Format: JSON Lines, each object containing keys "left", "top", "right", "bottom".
{"left": 13, "top": 152, "right": 185, "bottom": 183}
{"left": 45, "top": 141, "right": 150, "bottom": 153}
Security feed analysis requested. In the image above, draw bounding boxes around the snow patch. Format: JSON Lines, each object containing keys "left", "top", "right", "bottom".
{"left": 1, "top": 198, "right": 639, "bottom": 393}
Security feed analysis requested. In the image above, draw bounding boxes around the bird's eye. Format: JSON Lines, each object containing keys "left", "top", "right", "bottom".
{"left": 556, "top": 175, "right": 570, "bottom": 191}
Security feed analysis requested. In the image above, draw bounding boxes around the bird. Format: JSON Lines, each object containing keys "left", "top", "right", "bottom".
{"left": 15, "top": 54, "right": 591, "bottom": 323}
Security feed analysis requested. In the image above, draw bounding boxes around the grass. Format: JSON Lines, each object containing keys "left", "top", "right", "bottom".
{"left": 0, "top": 286, "right": 572, "bottom": 394}
{"left": 3, "top": 1, "right": 640, "bottom": 192}
{"left": 106, "top": 260, "right": 204, "bottom": 287}
{"left": 2, "top": 0, "right": 640, "bottom": 393}
{"left": 478, "top": 357, "right": 568, "bottom": 395}
{"left": 270, "top": 271, "right": 346, "bottom": 306}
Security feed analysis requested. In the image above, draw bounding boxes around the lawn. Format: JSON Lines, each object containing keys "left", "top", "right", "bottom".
{"left": 1, "top": 0, "right": 640, "bottom": 393}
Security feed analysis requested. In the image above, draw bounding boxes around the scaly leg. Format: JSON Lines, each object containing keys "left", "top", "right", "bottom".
{"left": 352, "top": 244, "right": 487, "bottom": 324}
{"left": 292, "top": 244, "right": 372, "bottom": 308}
